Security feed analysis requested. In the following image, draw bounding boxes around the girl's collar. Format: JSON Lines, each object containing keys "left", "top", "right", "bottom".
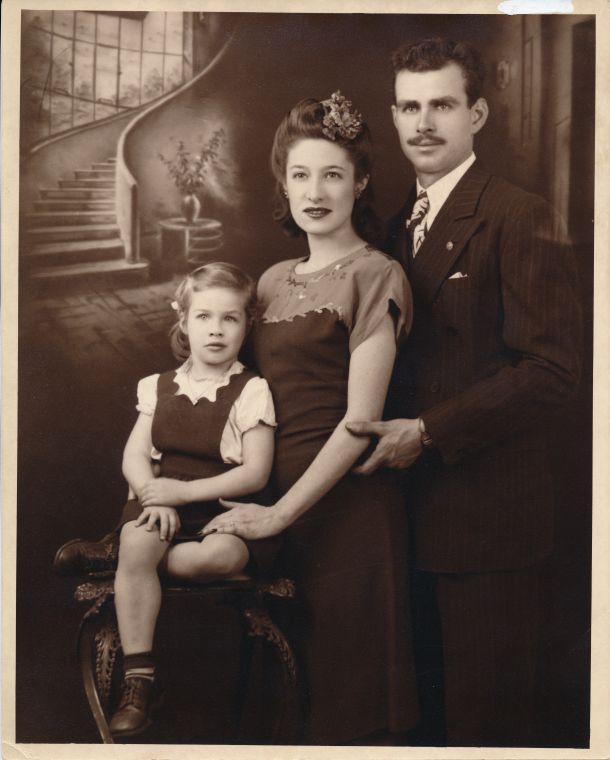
{"left": 178, "top": 358, "right": 244, "bottom": 383}
{"left": 174, "top": 360, "right": 244, "bottom": 404}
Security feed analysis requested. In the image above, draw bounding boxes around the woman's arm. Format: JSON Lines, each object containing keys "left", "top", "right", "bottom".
{"left": 202, "top": 313, "right": 397, "bottom": 538}
{"left": 138, "top": 423, "right": 274, "bottom": 507}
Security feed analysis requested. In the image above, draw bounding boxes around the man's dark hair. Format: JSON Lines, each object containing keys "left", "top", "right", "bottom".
{"left": 391, "top": 38, "right": 486, "bottom": 106}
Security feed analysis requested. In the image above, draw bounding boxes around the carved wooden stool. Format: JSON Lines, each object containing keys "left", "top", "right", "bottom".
{"left": 74, "top": 575, "right": 299, "bottom": 743}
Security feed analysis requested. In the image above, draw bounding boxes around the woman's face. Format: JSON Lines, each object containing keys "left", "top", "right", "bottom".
{"left": 284, "top": 138, "right": 368, "bottom": 240}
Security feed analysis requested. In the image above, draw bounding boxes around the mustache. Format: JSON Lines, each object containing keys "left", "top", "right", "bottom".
{"left": 407, "top": 135, "right": 446, "bottom": 146}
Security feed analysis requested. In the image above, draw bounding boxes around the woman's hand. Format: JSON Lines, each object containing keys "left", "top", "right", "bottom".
{"left": 140, "top": 478, "right": 190, "bottom": 508}
{"left": 135, "top": 506, "right": 181, "bottom": 542}
{"left": 201, "top": 501, "right": 287, "bottom": 540}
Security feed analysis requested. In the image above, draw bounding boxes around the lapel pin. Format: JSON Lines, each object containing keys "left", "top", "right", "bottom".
{"left": 446, "top": 241, "right": 454, "bottom": 251}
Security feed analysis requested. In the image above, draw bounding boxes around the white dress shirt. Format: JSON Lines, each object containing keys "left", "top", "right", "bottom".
{"left": 416, "top": 152, "right": 476, "bottom": 231}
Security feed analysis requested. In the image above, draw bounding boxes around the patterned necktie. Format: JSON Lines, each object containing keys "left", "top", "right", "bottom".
{"left": 406, "top": 190, "right": 430, "bottom": 256}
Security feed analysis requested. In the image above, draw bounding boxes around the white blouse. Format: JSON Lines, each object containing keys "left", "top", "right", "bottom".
{"left": 136, "top": 360, "right": 276, "bottom": 465}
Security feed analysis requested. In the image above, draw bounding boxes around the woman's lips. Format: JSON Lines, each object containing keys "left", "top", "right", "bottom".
{"left": 303, "top": 207, "right": 331, "bottom": 219}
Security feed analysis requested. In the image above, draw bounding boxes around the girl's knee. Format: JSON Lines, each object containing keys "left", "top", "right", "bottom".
{"left": 191, "top": 535, "right": 249, "bottom": 578}
{"left": 118, "top": 521, "right": 167, "bottom": 570}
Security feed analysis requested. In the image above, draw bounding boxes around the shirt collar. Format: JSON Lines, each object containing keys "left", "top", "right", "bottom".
{"left": 176, "top": 358, "right": 244, "bottom": 382}
{"left": 416, "top": 152, "right": 476, "bottom": 229}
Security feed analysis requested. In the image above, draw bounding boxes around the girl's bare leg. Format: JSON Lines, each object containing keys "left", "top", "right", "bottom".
{"left": 164, "top": 534, "right": 249, "bottom": 583}
{"left": 114, "top": 522, "right": 169, "bottom": 654}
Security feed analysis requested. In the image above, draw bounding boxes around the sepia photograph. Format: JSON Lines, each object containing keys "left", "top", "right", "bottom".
{"left": 2, "top": 0, "right": 609, "bottom": 757}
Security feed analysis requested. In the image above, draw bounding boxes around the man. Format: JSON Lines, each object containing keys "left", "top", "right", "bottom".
{"left": 347, "top": 38, "right": 582, "bottom": 746}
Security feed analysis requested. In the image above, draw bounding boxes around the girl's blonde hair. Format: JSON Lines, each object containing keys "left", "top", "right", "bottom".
{"left": 169, "top": 262, "right": 258, "bottom": 362}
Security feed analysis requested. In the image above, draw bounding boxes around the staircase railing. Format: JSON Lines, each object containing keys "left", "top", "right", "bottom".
{"left": 115, "top": 35, "right": 234, "bottom": 263}
{"left": 115, "top": 134, "right": 139, "bottom": 264}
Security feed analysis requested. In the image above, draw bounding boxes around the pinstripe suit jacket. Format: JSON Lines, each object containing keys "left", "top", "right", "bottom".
{"left": 387, "top": 162, "right": 582, "bottom": 573}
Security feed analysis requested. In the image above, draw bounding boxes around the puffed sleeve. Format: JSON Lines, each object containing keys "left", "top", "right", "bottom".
{"left": 347, "top": 254, "right": 413, "bottom": 352}
{"left": 233, "top": 376, "right": 277, "bottom": 433}
{"left": 135, "top": 373, "right": 160, "bottom": 415}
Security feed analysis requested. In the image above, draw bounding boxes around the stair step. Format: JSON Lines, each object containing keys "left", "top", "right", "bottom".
{"left": 106, "top": 157, "right": 117, "bottom": 163}
{"left": 34, "top": 199, "right": 115, "bottom": 212}
{"left": 75, "top": 169, "right": 116, "bottom": 179}
{"left": 91, "top": 162, "right": 117, "bottom": 171}
{"left": 40, "top": 188, "right": 114, "bottom": 200}
{"left": 59, "top": 179, "right": 115, "bottom": 188}
{"left": 31, "top": 258, "right": 150, "bottom": 289}
{"left": 27, "top": 238, "right": 125, "bottom": 266}
{"left": 27, "top": 223, "right": 120, "bottom": 243}
{"left": 24, "top": 210, "right": 117, "bottom": 227}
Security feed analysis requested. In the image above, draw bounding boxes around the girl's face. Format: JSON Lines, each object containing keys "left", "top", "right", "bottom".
{"left": 182, "top": 287, "right": 248, "bottom": 374}
{"left": 284, "top": 138, "right": 368, "bottom": 240}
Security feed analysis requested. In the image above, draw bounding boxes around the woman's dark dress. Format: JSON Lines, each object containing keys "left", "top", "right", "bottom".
{"left": 252, "top": 246, "right": 419, "bottom": 744}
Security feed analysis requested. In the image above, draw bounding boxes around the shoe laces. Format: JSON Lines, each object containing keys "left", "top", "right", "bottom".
{"left": 117, "top": 676, "right": 152, "bottom": 710}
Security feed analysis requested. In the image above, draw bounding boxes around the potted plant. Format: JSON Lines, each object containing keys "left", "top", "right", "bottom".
{"left": 158, "top": 129, "right": 226, "bottom": 223}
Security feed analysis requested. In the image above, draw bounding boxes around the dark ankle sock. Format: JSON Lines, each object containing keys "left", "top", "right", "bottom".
{"left": 123, "top": 651, "right": 155, "bottom": 680}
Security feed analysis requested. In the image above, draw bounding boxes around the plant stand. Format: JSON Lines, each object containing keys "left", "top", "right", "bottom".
{"left": 159, "top": 218, "right": 224, "bottom": 271}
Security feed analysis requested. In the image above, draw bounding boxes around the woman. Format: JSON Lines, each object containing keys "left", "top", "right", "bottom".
{"left": 204, "top": 92, "right": 419, "bottom": 744}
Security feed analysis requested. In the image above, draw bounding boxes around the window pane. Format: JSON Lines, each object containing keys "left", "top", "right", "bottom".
{"left": 141, "top": 52, "right": 164, "bottom": 100}
{"left": 94, "top": 102, "right": 118, "bottom": 121}
{"left": 21, "top": 27, "right": 52, "bottom": 88}
{"left": 120, "top": 18, "right": 141, "bottom": 51}
{"left": 22, "top": 86, "right": 51, "bottom": 145}
{"left": 142, "top": 12, "right": 164, "bottom": 52}
{"left": 23, "top": 10, "right": 52, "bottom": 31}
{"left": 74, "top": 41, "right": 94, "bottom": 100}
{"left": 75, "top": 12, "right": 95, "bottom": 42}
{"left": 119, "top": 49, "right": 141, "bottom": 106}
{"left": 165, "top": 13, "right": 183, "bottom": 55}
{"left": 163, "top": 55, "right": 182, "bottom": 92}
{"left": 97, "top": 14, "right": 119, "bottom": 47}
{"left": 51, "top": 93, "right": 73, "bottom": 133}
{"left": 73, "top": 97, "right": 94, "bottom": 126}
{"left": 51, "top": 40, "right": 73, "bottom": 95}
{"left": 53, "top": 11, "right": 74, "bottom": 38}
{"left": 96, "top": 45, "right": 118, "bottom": 105}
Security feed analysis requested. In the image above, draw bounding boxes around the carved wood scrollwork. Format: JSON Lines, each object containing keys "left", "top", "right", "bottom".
{"left": 75, "top": 580, "right": 116, "bottom": 620}
{"left": 243, "top": 608, "right": 297, "bottom": 684}
{"left": 258, "top": 578, "right": 297, "bottom": 599}
{"left": 94, "top": 623, "right": 121, "bottom": 700}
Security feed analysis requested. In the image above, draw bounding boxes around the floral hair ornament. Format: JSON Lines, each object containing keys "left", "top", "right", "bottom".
{"left": 321, "top": 90, "right": 364, "bottom": 141}
{"left": 170, "top": 300, "right": 180, "bottom": 311}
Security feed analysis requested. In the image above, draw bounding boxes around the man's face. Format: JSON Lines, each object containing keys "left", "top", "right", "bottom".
{"left": 391, "top": 62, "right": 488, "bottom": 187}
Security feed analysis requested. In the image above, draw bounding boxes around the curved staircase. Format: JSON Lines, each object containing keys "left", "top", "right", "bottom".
{"left": 22, "top": 157, "right": 149, "bottom": 290}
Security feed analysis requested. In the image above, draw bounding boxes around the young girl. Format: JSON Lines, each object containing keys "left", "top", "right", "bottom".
{"left": 108, "top": 262, "right": 276, "bottom": 737}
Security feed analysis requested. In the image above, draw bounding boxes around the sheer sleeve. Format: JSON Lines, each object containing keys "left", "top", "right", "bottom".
{"left": 348, "top": 255, "right": 413, "bottom": 353}
{"left": 135, "top": 374, "right": 160, "bottom": 415}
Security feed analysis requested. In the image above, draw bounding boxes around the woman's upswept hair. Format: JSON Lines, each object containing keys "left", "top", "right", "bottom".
{"left": 168, "top": 261, "right": 258, "bottom": 362}
{"left": 270, "top": 97, "right": 381, "bottom": 245}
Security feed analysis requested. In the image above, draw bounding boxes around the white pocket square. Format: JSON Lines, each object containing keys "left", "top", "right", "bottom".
{"left": 448, "top": 272, "right": 468, "bottom": 279}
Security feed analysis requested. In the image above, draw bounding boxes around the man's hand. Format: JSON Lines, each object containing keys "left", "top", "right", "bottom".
{"left": 346, "top": 418, "right": 423, "bottom": 474}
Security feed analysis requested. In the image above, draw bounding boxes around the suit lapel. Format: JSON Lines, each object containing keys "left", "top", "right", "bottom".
{"left": 409, "top": 165, "right": 492, "bottom": 303}
{"left": 392, "top": 187, "right": 417, "bottom": 272}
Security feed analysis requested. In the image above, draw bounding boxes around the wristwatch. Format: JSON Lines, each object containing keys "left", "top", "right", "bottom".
{"left": 418, "top": 417, "right": 434, "bottom": 449}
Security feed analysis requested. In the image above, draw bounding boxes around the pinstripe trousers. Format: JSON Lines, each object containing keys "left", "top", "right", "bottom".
{"left": 412, "top": 565, "right": 541, "bottom": 747}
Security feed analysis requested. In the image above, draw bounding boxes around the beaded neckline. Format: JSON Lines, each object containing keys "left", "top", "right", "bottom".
{"left": 292, "top": 244, "right": 372, "bottom": 279}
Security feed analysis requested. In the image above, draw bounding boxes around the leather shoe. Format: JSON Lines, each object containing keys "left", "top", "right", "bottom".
{"left": 53, "top": 533, "right": 119, "bottom": 576}
{"left": 109, "top": 676, "right": 161, "bottom": 737}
